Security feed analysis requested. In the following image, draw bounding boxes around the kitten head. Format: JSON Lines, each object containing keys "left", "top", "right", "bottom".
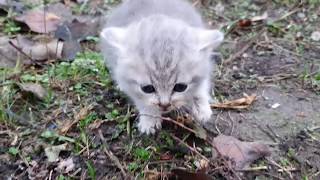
{"left": 101, "top": 15, "right": 223, "bottom": 112}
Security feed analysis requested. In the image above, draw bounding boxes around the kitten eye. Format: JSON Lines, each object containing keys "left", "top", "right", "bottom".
{"left": 173, "top": 83, "right": 188, "bottom": 92}
{"left": 141, "top": 85, "right": 156, "bottom": 94}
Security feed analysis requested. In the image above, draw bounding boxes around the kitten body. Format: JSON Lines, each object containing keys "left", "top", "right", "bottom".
{"left": 100, "top": 0, "right": 223, "bottom": 134}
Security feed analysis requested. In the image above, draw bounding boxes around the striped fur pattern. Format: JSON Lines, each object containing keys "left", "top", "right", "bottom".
{"left": 100, "top": 0, "right": 223, "bottom": 134}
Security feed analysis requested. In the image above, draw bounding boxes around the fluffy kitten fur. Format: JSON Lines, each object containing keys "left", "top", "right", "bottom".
{"left": 100, "top": 0, "right": 224, "bottom": 134}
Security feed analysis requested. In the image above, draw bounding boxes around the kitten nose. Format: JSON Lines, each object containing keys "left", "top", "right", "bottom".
{"left": 159, "top": 103, "right": 171, "bottom": 110}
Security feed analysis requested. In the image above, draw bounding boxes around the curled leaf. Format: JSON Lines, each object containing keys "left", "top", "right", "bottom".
{"left": 45, "top": 143, "right": 67, "bottom": 162}
{"left": 213, "top": 135, "right": 271, "bottom": 169}
{"left": 10, "top": 35, "right": 63, "bottom": 61}
{"left": 211, "top": 94, "right": 257, "bottom": 109}
{"left": 19, "top": 83, "right": 47, "bottom": 100}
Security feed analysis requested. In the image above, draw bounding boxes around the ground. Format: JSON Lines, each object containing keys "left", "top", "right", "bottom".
{"left": 0, "top": 0, "right": 320, "bottom": 179}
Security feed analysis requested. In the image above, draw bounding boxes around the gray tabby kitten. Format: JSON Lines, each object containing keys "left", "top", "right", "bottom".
{"left": 100, "top": 0, "right": 223, "bottom": 134}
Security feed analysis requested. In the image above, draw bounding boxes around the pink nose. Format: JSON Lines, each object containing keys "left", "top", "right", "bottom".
{"left": 159, "top": 103, "right": 170, "bottom": 110}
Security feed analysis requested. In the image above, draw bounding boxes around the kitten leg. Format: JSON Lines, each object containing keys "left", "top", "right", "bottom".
{"left": 137, "top": 107, "right": 162, "bottom": 134}
{"left": 192, "top": 80, "right": 213, "bottom": 123}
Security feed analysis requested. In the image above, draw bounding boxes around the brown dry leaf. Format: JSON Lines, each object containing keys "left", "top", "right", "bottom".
{"left": 59, "top": 104, "right": 94, "bottom": 134}
{"left": 213, "top": 135, "right": 271, "bottom": 169}
{"left": 88, "top": 120, "right": 104, "bottom": 130}
{"left": 145, "top": 170, "right": 160, "bottom": 180}
{"left": 171, "top": 168, "right": 212, "bottom": 180}
{"left": 15, "top": 10, "right": 61, "bottom": 33}
{"left": 19, "top": 83, "right": 47, "bottom": 100}
{"left": 237, "top": 12, "right": 268, "bottom": 28}
{"left": 57, "top": 158, "right": 75, "bottom": 173}
{"left": 15, "top": 3, "right": 72, "bottom": 33}
{"left": 54, "top": 17, "right": 101, "bottom": 59}
{"left": 211, "top": 94, "right": 257, "bottom": 109}
{"left": 10, "top": 35, "right": 63, "bottom": 61}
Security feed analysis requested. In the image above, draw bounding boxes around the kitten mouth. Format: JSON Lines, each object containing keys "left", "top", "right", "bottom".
{"left": 159, "top": 106, "right": 175, "bottom": 113}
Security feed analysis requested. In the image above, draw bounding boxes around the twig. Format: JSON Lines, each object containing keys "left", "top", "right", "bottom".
{"left": 98, "top": 130, "right": 128, "bottom": 178}
{"left": 169, "top": 134, "right": 209, "bottom": 162}
{"left": 223, "top": 32, "right": 261, "bottom": 66}
{"left": 227, "top": 112, "right": 235, "bottom": 135}
{"left": 237, "top": 166, "right": 268, "bottom": 172}
{"left": 257, "top": 124, "right": 278, "bottom": 143}
{"left": 161, "top": 117, "right": 198, "bottom": 135}
{"left": 8, "top": 41, "right": 44, "bottom": 67}
{"left": 214, "top": 111, "right": 222, "bottom": 134}
{"left": 267, "top": 158, "right": 294, "bottom": 180}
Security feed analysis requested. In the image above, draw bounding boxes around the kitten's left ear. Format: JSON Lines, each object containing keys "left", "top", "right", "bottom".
{"left": 100, "top": 27, "right": 126, "bottom": 51}
{"left": 196, "top": 29, "right": 224, "bottom": 51}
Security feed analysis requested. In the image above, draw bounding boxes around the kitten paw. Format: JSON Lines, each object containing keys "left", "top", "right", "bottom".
{"left": 137, "top": 116, "right": 162, "bottom": 135}
{"left": 194, "top": 105, "right": 212, "bottom": 123}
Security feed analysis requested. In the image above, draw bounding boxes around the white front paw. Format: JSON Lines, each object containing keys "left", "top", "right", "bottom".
{"left": 137, "top": 116, "right": 162, "bottom": 135}
{"left": 194, "top": 105, "right": 212, "bottom": 123}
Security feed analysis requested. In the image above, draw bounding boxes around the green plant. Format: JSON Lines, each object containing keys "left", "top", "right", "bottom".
{"left": 128, "top": 162, "right": 139, "bottom": 172}
{"left": 86, "top": 161, "right": 96, "bottom": 180}
{"left": 40, "top": 130, "right": 75, "bottom": 144}
{"left": 3, "top": 20, "right": 21, "bottom": 35}
{"left": 8, "top": 147, "right": 19, "bottom": 156}
{"left": 134, "top": 148, "right": 151, "bottom": 161}
{"left": 79, "top": 113, "right": 98, "bottom": 128}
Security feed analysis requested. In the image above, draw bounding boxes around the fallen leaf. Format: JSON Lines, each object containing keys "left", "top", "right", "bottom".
{"left": 237, "top": 12, "right": 268, "bottom": 28}
{"left": 211, "top": 94, "right": 257, "bottom": 109}
{"left": 57, "top": 158, "right": 75, "bottom": 173}
{"left": 19, "top": 83, "right": 47, "bottom": 100}
{"left": 88, "top": 120, "right": 104, "bottom": 130}
{"left": 15, "top": 3, "right": 72, "bottom": 33}
{"left": 15, "top": 10, "right": 61, "bottom": 33}
{"left": 213, "top": 135, "right": 271, "bottom": 169}
{"left": 171, "top": 168, "right": 212, "bottom": 180}
{"left": 145, "top": 170, "right": 160, "bottom": 180}
{"left": 238, "top": 19, "right": 252, "bottom": 27}
{"left": 160, "top": 152, "right": 173, "bottom": 161}
{"left": 45, "top": 143, "right": 67, "bottom": 162}
{"left": 60, "top": 40, "right": 81, "bottom": 60}
{"left": 55, "top": 18, "right": 99, "bottom": 41}
{"left": 177, "top": 114, "right": 208, "bottom": 140}
{"left": 10, "top": 35, "right": 63, "bottom": 61}
{"left": 54, "top": 17, "right": 100, "bottom": 60}
{"left": 192, "top": 123, "right": 208, "bottom": 140}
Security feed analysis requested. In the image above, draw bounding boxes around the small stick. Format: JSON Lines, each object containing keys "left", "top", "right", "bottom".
{"left": 223, "top": 35, "right": 257, "bottom": 66}
{"left": 267, "top": 158, "right": 294, "bottom": 180}
{"left": 9, "top": 41, "right": 44, "bottom": 67}
{"left": 237, "top": 166, "right": 268, "bottom": 172}
{"left": 170, "top": 134, "right": 209, "bottom": 162}
{"left": 98, "top": 130, "right": 127, "bottom": 178}
{"left": 161, "top": 117, "right": 198, "bottom": 135}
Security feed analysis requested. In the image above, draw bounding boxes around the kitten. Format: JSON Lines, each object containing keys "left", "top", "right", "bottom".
{"left": 100, "top": 0, "right": 224, "bottom": 134}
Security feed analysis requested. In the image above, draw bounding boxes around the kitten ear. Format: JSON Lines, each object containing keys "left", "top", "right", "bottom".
{"left": 196, "top": 29, "right": 224, "bottom": 51}
{"left": 100, "top": 27, "right": 126, "bottom": 50}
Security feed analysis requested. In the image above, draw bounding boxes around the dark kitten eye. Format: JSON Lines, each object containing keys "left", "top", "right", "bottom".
{"left": 141, "top": 85, "right": 156, "bottom": 94}
{"left": 173, "top": 83, "right": 188, "bottom": 92}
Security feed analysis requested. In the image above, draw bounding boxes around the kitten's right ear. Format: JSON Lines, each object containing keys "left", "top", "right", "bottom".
{"left": 100, "top": 27, "right": 126, "bottom": 50}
